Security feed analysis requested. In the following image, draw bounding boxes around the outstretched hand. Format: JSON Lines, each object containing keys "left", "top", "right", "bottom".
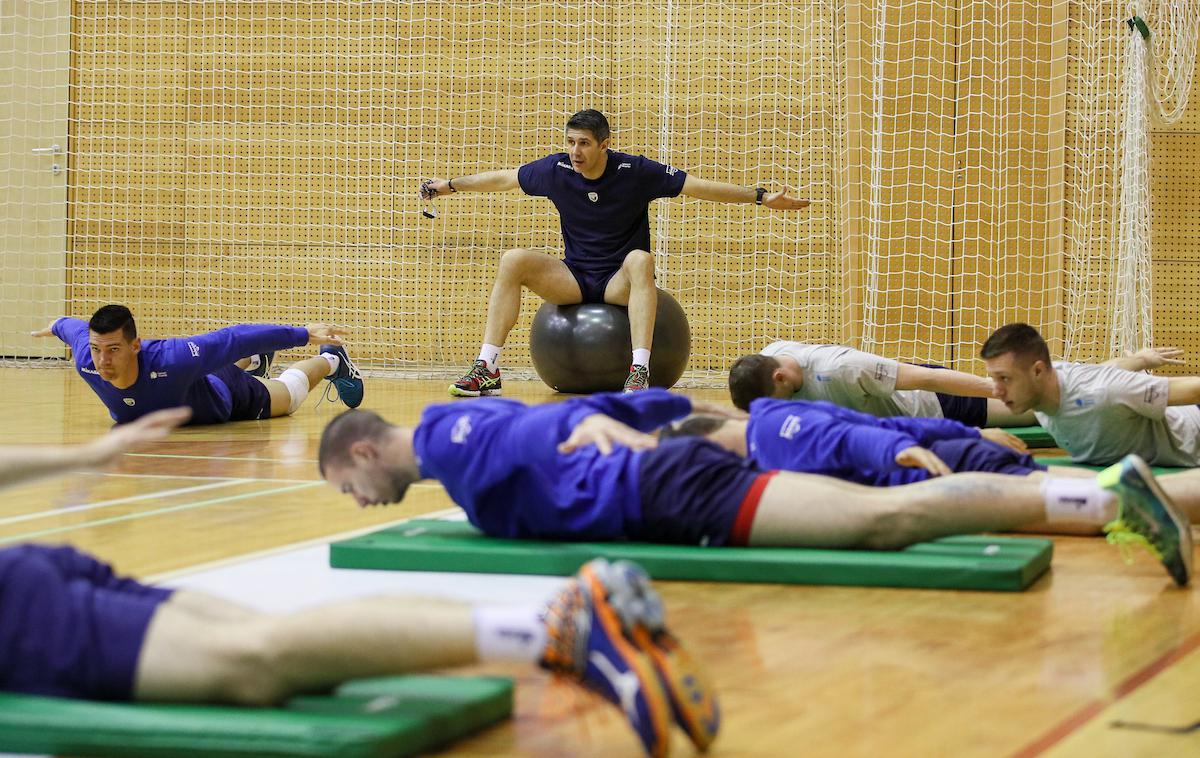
{"left": 305, "top": 324, "right": 347, "bottom": 346}
{"left": 1125, "top": 346, "right": 1185, "bottom": 370}
{"left": 85, "top": 407, "right": 191, "bottom": 467}
{"left": 763, "top": 186, "right": 810, "bottom": 211}
{"left": 419, "top": 178, "right": 452, "bottom": 200}
{"left": 979, "top": 427, "right": 1028, "bottom": 454}
{"left": 558, "top": 413, "right": 658, "bottom": 456}
{"left": 895, "top": 446, "right": 952, "bottom": 477}
{"left": 30, "top": 319, "right": 61, "bottom": 338}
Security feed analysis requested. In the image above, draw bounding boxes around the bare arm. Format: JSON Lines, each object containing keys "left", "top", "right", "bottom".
{"left": 1166, "top": 376, "right": 1200, "bottom": 405}
{"left": 895, "top": 363, "right": 993, "bottom": 398}
{"left": 679, "top": 176, "right": 809, "bottom": 210}
{"left": 420, "top": 169, "right": 520, "bottom": 198}
{"left": 0, "top": 407, "right": 189, "bottom": 491}
{"left": 1104, "top": 347, "right": 1185, "bottom": 372}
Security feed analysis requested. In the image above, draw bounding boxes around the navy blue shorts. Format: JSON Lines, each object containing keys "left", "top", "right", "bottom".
{"left": 210, "top": 364, "right": 273, "bottom": 422}
{"left": 917, "top": 363, "right": 989, "bottom": 427}
{"left": 565, "top": 262, "right": 621, "bottom": 304}
{"left": 0, "top": 545, "right": 173, "bottom": 700}
{"left": 634, "top": 438, "right": 772, "bottom": 546}
{"left": 935, "top": 393, "right": 988, "bottom": 427}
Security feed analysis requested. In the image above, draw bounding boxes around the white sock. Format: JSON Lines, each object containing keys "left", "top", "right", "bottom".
{"left": 472, "top": 606, "right": 547, "bottom": 663}
{"left": 1041, "top": 477, "right": 1116, "bottom": 523}
{"left": 319, "top": 352, "right": 340, "bottom": 378}
{"left": 245, "top": 354, "right": 262, "bottom": 372}
{"left": 632, "top": 348, "right": 651, "bottom": 367}
{"left": 478, "top": 344, "right": 501, "bottom": 372}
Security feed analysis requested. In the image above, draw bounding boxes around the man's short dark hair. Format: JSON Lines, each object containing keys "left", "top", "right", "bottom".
{"left": 980, "top": 323, "right": 1052, "bottom": 366}
{"left": 728, "top": 354, "right": 780, "bottom": 410}
{"left": 88, "top": 304, "right": 137, "bottom": 341}
{"left": 658, "top": 415, "right": 727, "bottom": 440}
{"left": 565, "top": 109, "right": 610, "bottom": 143}
{"left": 318, "top": 409, "right": 392, "bottom": 476}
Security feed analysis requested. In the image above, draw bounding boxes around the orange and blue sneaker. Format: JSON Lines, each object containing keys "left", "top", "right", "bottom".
{"left": 449, "top": 359, "right": 502, "bottom": 397}
{"left": 540, "top": 559, "right": 672, "bottom": 758}
{"left": 623, "top": 363, "right": 650, "bottom": 393}
{"left": 1099, "top": 454, "right": 1193, "bottom": 586}
{"left": 613, "top": 561, "right": 721, "bottom": 752}
{"left": 319, "top": 344, "right": 364, "bottom": 408}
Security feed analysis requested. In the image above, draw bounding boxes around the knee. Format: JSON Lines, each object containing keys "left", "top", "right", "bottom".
{"left": 497, "top": 248, "right": 536, "bottom": 279}
{"left": 623, "top": 249, "right": 655, "bottom": 280}
{"left": 859, "top": 505, "right": 925, "bottom": 551}
{"left": 213, "top": 626, "right": 291, "bottom": 706}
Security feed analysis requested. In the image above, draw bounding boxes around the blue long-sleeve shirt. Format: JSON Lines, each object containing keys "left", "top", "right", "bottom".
{"left": 53, "top": 318, "right": 310, "bottom": 425}
{"left": 413, "top": 389, "right": 693, "bottom": 540}
{"left": 746, "top": 398, "right": 981, "bottom": 485}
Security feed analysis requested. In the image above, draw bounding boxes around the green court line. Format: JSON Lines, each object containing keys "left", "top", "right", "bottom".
{"left": 0, "top": 481, "right": 321, "bottom": 546}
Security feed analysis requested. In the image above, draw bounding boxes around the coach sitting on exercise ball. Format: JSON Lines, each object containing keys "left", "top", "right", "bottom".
{"left": 420, "top": 108, "right": 810, "bottom": 396}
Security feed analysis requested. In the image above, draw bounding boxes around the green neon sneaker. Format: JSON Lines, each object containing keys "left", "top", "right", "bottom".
{"left": 1098, "top": 455, "right": 1193, "bottom": 587}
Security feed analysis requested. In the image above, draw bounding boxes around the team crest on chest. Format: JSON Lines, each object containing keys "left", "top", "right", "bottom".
{"left": 587, "top": 192, "right": 598, "bottom": 203}
{"left": 123, "top": 398, "right": 136, "bottom": 406}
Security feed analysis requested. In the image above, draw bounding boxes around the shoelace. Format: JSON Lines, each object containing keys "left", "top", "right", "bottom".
{"left": 1103, "top": 519, "right": 1163, "bottom": 564}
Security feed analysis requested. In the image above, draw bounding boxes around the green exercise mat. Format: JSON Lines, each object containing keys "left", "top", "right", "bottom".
{"left": 1035, "top": 456, "right": 1181, "bottom": 475}
{"left": 1006, "top": 425, "right": 1057, "bottom": 448}
{"left": 0, "top": 675, "right": 511, "bottom": 758}
{"left": 330, "top": 519, "right": 1053, "bottom": 592}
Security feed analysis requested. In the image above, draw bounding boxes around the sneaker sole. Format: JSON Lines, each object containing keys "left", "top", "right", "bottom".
{"left": 632, "top": 626, "right": 720, "bottom": 751}
{"left": 447, "top": 386, "right": 502, "bottom": 398}
{"left": 580, "top": 563, "right": 672, "bottom": 758}
{"left": 1103, "top": 456, "right": 1194, "bottom": 585}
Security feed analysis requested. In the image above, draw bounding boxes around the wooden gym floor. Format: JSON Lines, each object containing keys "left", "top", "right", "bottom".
{"left": 2, "top": 366, "right": 1198, "bottom": 757}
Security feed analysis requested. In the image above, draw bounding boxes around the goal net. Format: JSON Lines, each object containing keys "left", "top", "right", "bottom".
{"left": 1, "top": 0, "right": 1195, "bottom": 380}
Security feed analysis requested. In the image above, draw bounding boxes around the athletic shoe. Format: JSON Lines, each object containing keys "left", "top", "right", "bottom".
{"left": 540, "top": 559, "right": 672, "bottom": 758}
{"left": 1098, "top": 454, "right": 1193, "bottom": 586}
{"left": 623, "top": 364, "right": 650, "bottom": 393}
{"left": 319, "top": 344, "right": 364, "bottom": 408}
{"left": 612, "top": 561, "right": 721, "bottom": 752}
{"left": 245, "top": 351, "right": 275, "bottom": 378}
{"left": 449, "top": 359, "right": 502, "bottom": 397}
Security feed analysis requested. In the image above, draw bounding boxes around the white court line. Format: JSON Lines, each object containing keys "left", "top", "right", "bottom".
{"left": 147, "top": 507, "right": 464, "bottom": 583}
{"left": 126, "top": 452, "right": 318, "bottom": 464}
{"left": 0, "top": 481, "right": 320, "bottom": 546}
{"left": 0, "top": 479, "right": 252, "bottom": 528}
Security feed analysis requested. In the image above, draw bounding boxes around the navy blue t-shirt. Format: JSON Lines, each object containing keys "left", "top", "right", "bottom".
{"left": 517, "top": 150, "right": 687, "bottom": 274}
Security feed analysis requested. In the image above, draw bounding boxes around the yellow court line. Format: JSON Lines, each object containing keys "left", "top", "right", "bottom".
{"left": 125, "top": 452, "right": 319, "bottom": 464}
{"left": 76, "top": 470, "right": 318, "bottom": 484}
{"left": 0, "top": 481, "right": 321, "bottom": 546}
{"left": 0, "top": 479, "right": 252, "bottom": 527}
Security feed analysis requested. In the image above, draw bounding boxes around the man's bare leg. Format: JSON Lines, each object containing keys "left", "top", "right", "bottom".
{"left": 747, "top": 471, "right": 1049, "bottom": 549}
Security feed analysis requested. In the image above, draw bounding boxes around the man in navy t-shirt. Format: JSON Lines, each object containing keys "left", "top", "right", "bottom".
{"left": 419, "top": 109, "right": 810, "bottom": 396}
{"left": 33, "top": 304, "right": 366, "bottom": 425}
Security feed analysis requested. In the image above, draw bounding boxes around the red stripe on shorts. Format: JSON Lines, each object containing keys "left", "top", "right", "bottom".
{"left": 728, "top": 470, "right": 779, "bottom": 546}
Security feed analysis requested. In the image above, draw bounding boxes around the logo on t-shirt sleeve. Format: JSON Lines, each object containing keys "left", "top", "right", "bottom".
{"left": 779, "top": 414, "right": 802, "bottom": 439}
{"left": 874, "top": 362, "right": 890, "bottom": 381}
{"left": 665, "top": 165, "right": 678, "bottom": 176}
{"left": 1144, "top": 386, "right": 1161, "bottom": 405}
{"left": 450, "top": 415, "right": 473, "bottom": 444}
{"left": 187, "top": 341, "right": 200, "bottom": 357}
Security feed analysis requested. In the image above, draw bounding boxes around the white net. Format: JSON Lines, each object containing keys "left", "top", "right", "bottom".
{"left": 1, "top": 0, "right": 1196, "bottom": 381}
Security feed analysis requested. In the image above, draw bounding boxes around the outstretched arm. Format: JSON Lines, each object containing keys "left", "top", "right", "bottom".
{"left": 166, "top": 323, "right": 340, "bottom": 379}
{"left": 895, "top": 363, "right": 993, "bottom": 398}
{"left": 679, "top": 176, "right": 810, "bottom": 210}
{"left": 420, "top": 170, "right": 520, "bottom": 199}
{"left": 1104, "top": 347, "right": 1185, "bottom": 372}
{"left": 0, "top": 407, "right": 189, "bottom": 490}
{"left": 1167, "top": 376, "right": 1200, "bottom": 406}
